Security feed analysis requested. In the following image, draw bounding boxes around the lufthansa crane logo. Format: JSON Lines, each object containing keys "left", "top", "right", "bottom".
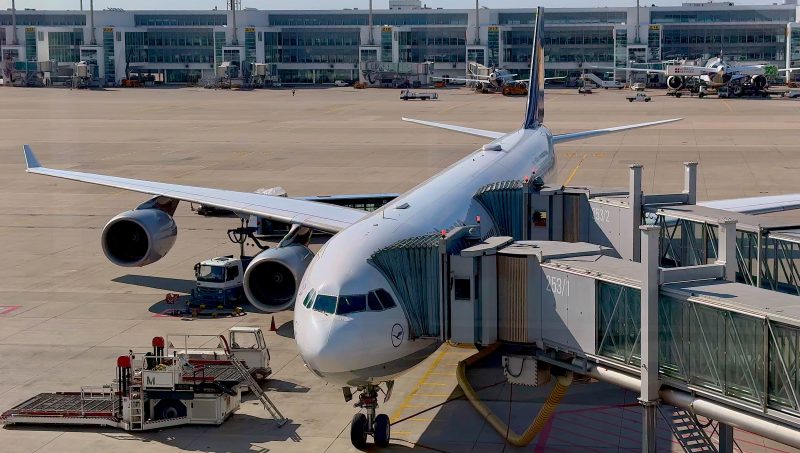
{"left": 391, "top": 323, "right": 404, "bottom": 347}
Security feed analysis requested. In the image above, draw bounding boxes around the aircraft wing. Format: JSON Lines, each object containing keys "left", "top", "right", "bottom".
{"left": 590, "top": 66, "right": 666, "bottom": 75}
{"left": 22, "top": 146, "right": 366, "bottom": 233}
{"left": 699, "top": 195, "right": 800, "bottom": 215}
{"left": 432, "top": 76, "right": 490, "bottom": 82}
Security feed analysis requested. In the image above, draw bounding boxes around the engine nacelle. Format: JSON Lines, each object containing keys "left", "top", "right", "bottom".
{"left": 751, "top": 74, "right": 767, "bottom": 90}
{"left": 667, "top": 76, "right": 685, "bottom": 90}
{"left": 243, "top": 245, "right": 314, "bottom": 312}
{"left": 101, "top": 209, "right": 177, "bottom": 267}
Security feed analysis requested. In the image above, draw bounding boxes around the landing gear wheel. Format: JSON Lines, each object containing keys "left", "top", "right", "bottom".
{"left": 351, "top": 413, "right": 368, "bottom": 449}
{"left": 374, "top": 414, "right": 390, "bottom": 447}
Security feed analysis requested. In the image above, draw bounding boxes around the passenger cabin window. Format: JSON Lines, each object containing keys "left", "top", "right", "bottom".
{"left": 337, "top": 294, "right": 366, "bottom": 314}
{"left": 313, "top": 294, "right": 337, "bottom": 314}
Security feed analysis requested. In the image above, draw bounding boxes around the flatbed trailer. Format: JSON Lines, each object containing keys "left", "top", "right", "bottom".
{"left": 1, "top": 334, "right": 285, "bottom": 431}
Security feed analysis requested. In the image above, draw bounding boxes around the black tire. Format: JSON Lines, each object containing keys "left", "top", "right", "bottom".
{"left": 351, "top": 413, "right": 368, "bottom": 449}
{"left": 374, "top": 414, "right": 390, "bottom": 448}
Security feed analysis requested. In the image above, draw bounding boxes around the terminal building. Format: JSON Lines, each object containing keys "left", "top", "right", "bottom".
{"left": 1, "top": 1, "right": 799, "bottom": 86}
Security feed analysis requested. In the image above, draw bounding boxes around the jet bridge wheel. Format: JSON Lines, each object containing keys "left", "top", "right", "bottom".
{"left": 350, "top": 413, "right": 368, "bottom": 448}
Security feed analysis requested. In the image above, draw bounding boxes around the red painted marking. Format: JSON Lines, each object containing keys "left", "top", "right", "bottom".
{"left": 0, "top": 305, "right": 21, "bottom": 315}
{"left": 152, "top": 309, "right": 182, "bottom": 318}
{"left": 534, "top": 417, "right": 555, "bottom": 453}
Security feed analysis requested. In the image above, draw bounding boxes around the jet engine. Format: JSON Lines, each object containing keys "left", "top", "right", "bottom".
{"left": 243, "top": 244, "right": 314, "bottom": 312}
{"left": 667, "top": 76, "right": 685, "bottom": 90}
{"left": 101, "top": 209, "right": 177, "bottom": 267}
{"left": 750, "top": 74, "right": 767, "bottom": 90}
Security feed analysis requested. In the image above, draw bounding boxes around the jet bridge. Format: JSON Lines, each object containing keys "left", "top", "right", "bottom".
{"left": 371, "top": 162, "right": 800, "bottom": 451}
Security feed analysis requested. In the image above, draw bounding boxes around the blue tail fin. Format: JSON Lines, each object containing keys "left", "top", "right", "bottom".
{"left": 523, "top": 7, "right": 545, "bottom": 129}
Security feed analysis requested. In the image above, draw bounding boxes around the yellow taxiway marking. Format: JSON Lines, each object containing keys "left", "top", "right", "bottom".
{"left": 438, "top": 104, "right": 460, "bottom": 114}
{"left": 722, "top": 100, "right": 734, "bottom": 112}
{"left": 564, "top": 153, "right": 588, "bottom": 186}
{"left": 389, "top": 345, "right": 450, "bottom": 423}
{"left": 420, "top": 382, "right": 448, "bottom": 386}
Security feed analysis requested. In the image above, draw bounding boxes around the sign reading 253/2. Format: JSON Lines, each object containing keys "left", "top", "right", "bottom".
{"left": 546, "top": 274, "right": 570, "bottom": 296}
{"left": 591, "top": 206, "right": 611, "bottom": 223}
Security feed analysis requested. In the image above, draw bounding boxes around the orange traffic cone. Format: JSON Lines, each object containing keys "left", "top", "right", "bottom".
{"left": 269, "top": 316, "right": 277, "bottom": 332}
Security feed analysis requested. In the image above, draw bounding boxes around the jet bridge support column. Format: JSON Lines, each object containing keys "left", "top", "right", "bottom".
{"left": 718, "top": 218, "right": 737, "bottom": 281}
{"left": 630, "top": 164, "right": 643, "bottom": 262}
{"left": 640, "top": 225, "right": 661, "bottom": 453}
{"left": 718, "top": 423, "right": 734, "bottom": 453}
{"left": 683, "top": 162, "right": 698, "bottom": 205}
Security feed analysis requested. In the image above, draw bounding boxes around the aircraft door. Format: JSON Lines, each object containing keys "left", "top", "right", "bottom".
{"left": 449, "top": 255, "right": 477, "bottom": 344}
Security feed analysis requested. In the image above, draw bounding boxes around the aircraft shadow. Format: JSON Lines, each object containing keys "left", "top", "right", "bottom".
{"left": 4, "top": 414, "right": 302, "bottom": 451}
{"left": 113, "top": 274, "right": 195, "bottom": 293}
{"left": 402, "top": 346, "right": 678, "bottom": 452}
{"left": 276, "top": 320, "right": 294, "bottom": 339}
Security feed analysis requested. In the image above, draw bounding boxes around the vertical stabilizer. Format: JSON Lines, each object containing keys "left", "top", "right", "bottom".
{"left": 523, "top": 7, "right": 545, "bottom": 129}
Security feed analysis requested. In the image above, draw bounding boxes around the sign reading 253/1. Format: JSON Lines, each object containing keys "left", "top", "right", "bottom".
{"left": 546, "top": 275, "right": 570, "bottom": 296}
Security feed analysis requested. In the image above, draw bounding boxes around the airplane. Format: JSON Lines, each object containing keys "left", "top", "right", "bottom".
{"left": 435, "top": 67, "right": 564, "bottom": 94}
{"left": 20, "top": 7, "right": 800, "bottom": 449}
{"left": 601, "top": 56, "right": 794, "bottom": 93}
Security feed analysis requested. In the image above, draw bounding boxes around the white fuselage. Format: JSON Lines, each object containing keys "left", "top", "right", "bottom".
{"left": 294, "top": 126, "right": 556, "bottom": 387}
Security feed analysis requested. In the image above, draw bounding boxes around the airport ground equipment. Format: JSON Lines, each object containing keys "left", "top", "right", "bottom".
{"left": 627, "top": 92, "right": 652, "bottom": 102}
{"left": 399, "top": 90, "right": 437, "bottom": 101}
{"left": 0, "top": 330, "right": 285, "bottom": 430}
{"left": 581, "top": 72, "right": 624, "bottom": 90}
{"left": 191, "top": 256, "right": 250, "bottom": 308}
{"left": 785, "top": 89, "right": 800, "bottom": 99}
{"left": 371, "top": 163, "right": 800, "bottom": 451}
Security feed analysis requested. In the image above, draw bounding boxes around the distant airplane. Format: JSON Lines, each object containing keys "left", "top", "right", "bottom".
{"left": 602, "top": 56, "right": 795, "bottom": 93}
{"left": 21, "top": 7, "right": 800, "bottom": 450}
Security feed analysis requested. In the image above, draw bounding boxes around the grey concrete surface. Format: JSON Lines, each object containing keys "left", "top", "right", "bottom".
{"left": 0, "top": 86, "right": 798, "bottom": 452}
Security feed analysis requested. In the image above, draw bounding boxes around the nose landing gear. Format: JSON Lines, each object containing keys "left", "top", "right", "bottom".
{"left": 350, "top": 384, "right": 392, "bottom": 448}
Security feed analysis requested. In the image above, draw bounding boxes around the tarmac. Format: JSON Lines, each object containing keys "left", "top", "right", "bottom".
{"left": 0, "top": 85, "right": 798, "bottom": 452}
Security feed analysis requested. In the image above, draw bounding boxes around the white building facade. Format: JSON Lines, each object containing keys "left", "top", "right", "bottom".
{"left": 1, "top": 3, "right": 798, "bottom": 85}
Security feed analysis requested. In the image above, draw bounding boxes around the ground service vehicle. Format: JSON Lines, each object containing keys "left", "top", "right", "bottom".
{"left": 191, "top": 256, "right": 250, "bottom": 307}
{"left": 1, "top": 331, "right": 283, "bottom": 431}
{"left": 399, "top": 90, "right": 437, "bottom": 100}
{"left": 627, "top": 92, "right": 652, "bottom": 102}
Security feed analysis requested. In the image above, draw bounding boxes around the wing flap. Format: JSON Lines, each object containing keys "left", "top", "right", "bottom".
{"left": 23, "top": 146, "right": 365, "bottom": 233}
{"left": 699, "top": 195, "right": 800, "bottom": 215}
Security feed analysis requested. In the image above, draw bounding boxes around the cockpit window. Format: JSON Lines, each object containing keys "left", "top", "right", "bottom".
{"left": 302, "top": 290, "right": 316, "bottom": 308}
{"left": 336, "top": 294, "right": 366, "bottom": 314}
{"left": 367, "top": 292, "right": 383, "bottom": 311}
{"left": 375, "top": 289, "right": 397, "bottom": 309}
{"left": 312, "top": 294, "right": 337, "bottom": 314}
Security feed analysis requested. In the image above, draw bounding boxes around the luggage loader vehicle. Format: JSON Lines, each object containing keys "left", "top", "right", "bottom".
{"left": 1, "top": 332, "right": 284, "bottom": 431}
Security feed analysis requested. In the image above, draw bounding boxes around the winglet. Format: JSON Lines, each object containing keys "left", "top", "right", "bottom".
{"left": 23, "top": 145, "right": 41, "bottom": 170}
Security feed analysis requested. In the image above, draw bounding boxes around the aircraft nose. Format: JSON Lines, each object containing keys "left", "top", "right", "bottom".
{"left": 295, "top": 313, "right": 341, "bottom": 379}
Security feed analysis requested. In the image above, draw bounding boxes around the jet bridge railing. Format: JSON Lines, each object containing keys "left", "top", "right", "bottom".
{"left": 654, "top": 212, "right": 800, "bottom": 297}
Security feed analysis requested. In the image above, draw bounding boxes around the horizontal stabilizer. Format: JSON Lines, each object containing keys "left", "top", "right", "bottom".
{"left": 23, "top": 145, "right": 41, "bottom": 169}
{"left": 402, "top": 117, "right": 504, "bottom": 139}
{"left": 553, "top": 118, "right": 682, "bottom": 144}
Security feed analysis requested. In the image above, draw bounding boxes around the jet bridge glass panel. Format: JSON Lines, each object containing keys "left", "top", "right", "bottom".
{"left": 597, "top": 285, "right": 800, "bottom": 416}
